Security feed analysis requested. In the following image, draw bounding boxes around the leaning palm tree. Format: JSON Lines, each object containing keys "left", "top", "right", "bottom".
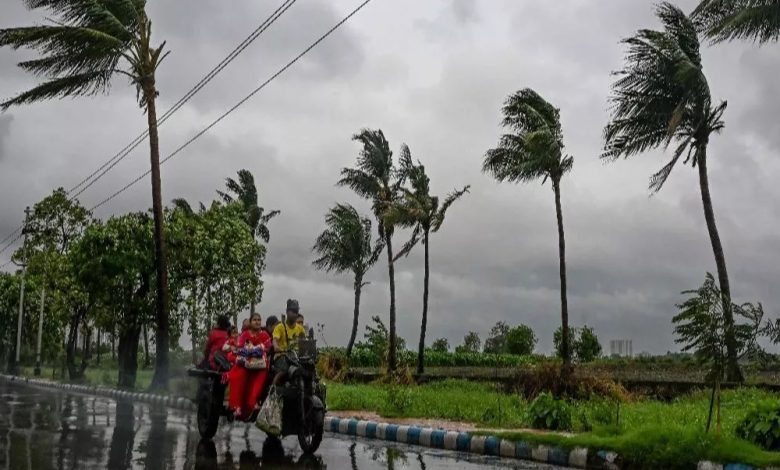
{"left": 312, "top": 204, "right": 383, "bottom": 357}
{"left": 388, "top": 146, "right": 469, "bottom": 374}
{"left": 603, "top": 2, "right": 742, "bottom": 382}
{"left": 693, "top": 0, "right": 779, "bottom": 44}
{"left": 0, "top": 0, "right": 172, "bottom": 389}
{"left": 483, "top": 88, "right": 574, "bottom": 371}
{"left": 338, "top": 129, "right": 405, "bottom": 372}
{"left": 218, "top": 169, "right": 279, "bottom": 315}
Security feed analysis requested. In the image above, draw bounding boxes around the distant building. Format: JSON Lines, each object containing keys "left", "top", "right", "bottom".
{"left": 609, "top": 339, "right": 633, "bottom": 357}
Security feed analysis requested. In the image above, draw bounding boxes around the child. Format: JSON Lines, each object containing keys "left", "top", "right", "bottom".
{"left": 229, "top": 313, "right": 272, "bottom": 420}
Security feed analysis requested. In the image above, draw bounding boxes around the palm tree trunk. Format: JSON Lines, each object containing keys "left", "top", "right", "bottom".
{"left": 386, "top": 229, "right": 397, "bottom": 373}
{"left": 347, "top": 275, "right": 363, "bottom": 357}
{"left": 417, "top": 231, "right": 431, "bottom": 375}
{"left": 553, "top": 178, "right": 571, "bottom": 374}
{"left": 697, "top": 146, "right": 742, "bottom": 382}
{"left": 145, "top": 80, "right": 171, "bottom": 390}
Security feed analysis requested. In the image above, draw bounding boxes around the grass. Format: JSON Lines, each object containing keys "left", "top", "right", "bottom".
{"left": 327, "top": 379, "right": 780, "bottom": 469}
{"left": 327, "top": 379, "right": 527, "bottom": 427}
{"left": 16, "top": 365, "right": 195, "bottom": 396}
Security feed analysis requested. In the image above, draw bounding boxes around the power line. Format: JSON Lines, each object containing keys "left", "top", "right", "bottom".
{"left": 0, "top": 0, "right": 298, "bottom": 251}
{"left": 67, "top": 0, "right": 298, "bottom": 200}
{"left": 90, "top": 0, "right": 374, "bottom": 212}
{"left": 0, "top": 232, "right": 23, "bottom": 261}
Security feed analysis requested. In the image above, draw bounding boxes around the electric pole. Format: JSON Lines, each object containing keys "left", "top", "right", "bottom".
{"left": 9, "top": 206, "right": 31, "bottom": 375}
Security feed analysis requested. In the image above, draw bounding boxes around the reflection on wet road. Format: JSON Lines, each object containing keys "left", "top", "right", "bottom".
{"left": 0, "top": 381, "right": 566, "bottom": 469}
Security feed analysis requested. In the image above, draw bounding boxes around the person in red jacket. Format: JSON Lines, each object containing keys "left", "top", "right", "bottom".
{"left": 202, "top": 315, "right": 230, "bottom": 370}
{"left": 228, "top": 312, "right": 272, "bottom": 420}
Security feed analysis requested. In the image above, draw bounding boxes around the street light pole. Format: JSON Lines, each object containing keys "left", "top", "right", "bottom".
{"left": 9, "top": 206, "right": 31, "bottom": 375}
{"left": 34, "top": 287, "right": 45, "bottom": 376}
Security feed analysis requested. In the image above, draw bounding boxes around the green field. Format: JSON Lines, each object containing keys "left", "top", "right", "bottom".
{"left": 327, "top": 379, "right": 780, "bottom": 469}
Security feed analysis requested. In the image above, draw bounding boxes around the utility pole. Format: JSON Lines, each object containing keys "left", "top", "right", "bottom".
{"left": 9, "top": 206, "right": 31, "bottom": 375}
{"left": 34, "top": 288, "right": 45, "bottom": 376}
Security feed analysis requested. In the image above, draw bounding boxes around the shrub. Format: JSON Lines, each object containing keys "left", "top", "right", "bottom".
{"left": 575, "top": 325, "right": 602, "bottom": 362}
{"left": 526, "top": 392, "right": 572, "bottom": 431}
{"left": 508, "top": 362, "right": 629, "bottom": 401}
{"left": 736, "top": 400, "right": 780, "bottom": 451}
{"left": 323, "top": 346, "right": 535, "bottom": 368}
{"left": 317, "top": 349, "right": 349, "bottom": 381}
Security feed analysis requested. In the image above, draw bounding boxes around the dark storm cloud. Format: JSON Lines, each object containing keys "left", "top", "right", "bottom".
{"left": 1, "top": 0, "right": 779, "bottom": 354}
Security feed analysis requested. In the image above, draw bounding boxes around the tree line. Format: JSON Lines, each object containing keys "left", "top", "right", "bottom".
{"left": 0, "top": 171, "right": 273, "bottom": 388}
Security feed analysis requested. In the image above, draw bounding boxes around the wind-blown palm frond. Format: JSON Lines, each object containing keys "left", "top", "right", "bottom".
{"left": 218, "top": 169, "right": 279, "bottom": 243}
{"left": 483, "top": 88, "right": 571, "bottom": 185}
{"left": 693, "top": 0, "right": 780, "bottom": 44}
{"left": 171, "top": 198, "right": 193, "bottom": 215}
{"left": 312, "top": 203, "right": 381, "bottom": 278}
{"left": 0, "top": 0, "right": 153, "bottom": 111}
{"left": 603, "top": 2, "right": 726, "bottom": 192}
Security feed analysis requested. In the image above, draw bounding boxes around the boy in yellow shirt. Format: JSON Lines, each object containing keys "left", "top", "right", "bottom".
{"left": 271, "top": 299, "right": 306, "bottom": 385}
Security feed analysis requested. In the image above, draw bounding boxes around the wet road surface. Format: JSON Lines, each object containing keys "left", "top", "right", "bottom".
{"left": 0, "top": 380, "right": 567, "bottom": 469}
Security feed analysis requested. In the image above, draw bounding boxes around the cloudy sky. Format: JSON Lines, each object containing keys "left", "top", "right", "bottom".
{"left": 1, "top": 0, "right": 778, "bottom": 355}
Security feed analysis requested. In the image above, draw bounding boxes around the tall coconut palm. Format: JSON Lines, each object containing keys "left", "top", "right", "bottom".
{"left": 312, "top": 203, "right": 383, "bottom": 357}
{"left": 338, "top": 129, "right": 405, "bottom": 372}
{"left": 603, "top": 2, "right": 742, "bottom": 382}
{"left": 388, "top": 145, "right": 469, "bottom": 374}
{"left": 217, "top": 169, "right": 279, "bottom": 315}
{"left": 483, "top": 88, "right": 574, "bottom": 371}
{"left": 0, "top": 0, "right": 172, "bottom": 389}
{"left": 693, "top": 0, "right": 779, "bottom": 44}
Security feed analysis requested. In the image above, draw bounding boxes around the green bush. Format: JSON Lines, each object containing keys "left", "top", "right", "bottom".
{"left": 526, "top": 392, "right": 572, "bottom": 431}
{"left": 736, "top": 400, "right": 780, "bottom": 451}
{"left": 506, "top": 325, "right": 537, "bottom": 356}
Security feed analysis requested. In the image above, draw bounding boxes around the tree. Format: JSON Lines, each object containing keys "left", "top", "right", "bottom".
{"left": 1, "top": 0, "right": 173, "bottom": 389}
{"left": 387, "top": 146, "right": 469, "bottom": 373}
{"left": 338, "top": 129, "right": 406, "bottom": 373}
{"left": 431, "top": 338, "right": 449, "bottom": 353}
{"left": 13, "top": 189, "right": 92, "bottom": 379}
{"left": 506, "top": 325, "right": 537, "bottom": 356}
{"left": 483, "top": 88, "right": 574, "bottom": 371}
{"left": 70, "top": 213, "right": 156, "bottom": 388}
{"left": 673, "top": 273, "right": 764, "bottom": 433}
{"left": 483, "top": 321, "right": 510, "bottom": 354}
{"left": 312, "top": 204, "right": 383, "bottom": 357}
{"left": 575, "top": 325, "right": 602, "bottom": 362}
{"left": 693, "top": 0, "right": 779, "bottom": 44}
{"left": 455, "top": 331, "right": 481, "bottom": 354}
{"left": 218, "top": 169, "right": 279, "bottom": 316}
{"left": 603, "top": 3, "right": 742, "bottom": 382}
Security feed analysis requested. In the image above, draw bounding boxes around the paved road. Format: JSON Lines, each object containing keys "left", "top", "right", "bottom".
{"left": 0, "top": 380, "right": 566, "bottom": 469}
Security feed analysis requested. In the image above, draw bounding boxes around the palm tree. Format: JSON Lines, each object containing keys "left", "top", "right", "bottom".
{"left": 0, "top": 0, "right": 172, "bottom": 389}
{"left": 312, "top": 203, "right": 383, "bottom": 357}
{"left": 338, "top": 129, "right": 405, "bottom": 372}
{"left": 603, "top": 2, "right": 742, "bottom": 382}
{"left": 483, "top": 88, "right": 574, "bottom": 371}
{"left": 388, "top": 145, "right": 469, "bottom": 374}
{"left": 218, "top": 169, "right": 279, "bottom": 316}
{"left": 693, "top": 0, "right": 779, "bottom": 44}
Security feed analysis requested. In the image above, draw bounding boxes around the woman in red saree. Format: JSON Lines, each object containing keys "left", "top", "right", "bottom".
{"left": 228, "top": 312, "right": 272, "bottom": 420}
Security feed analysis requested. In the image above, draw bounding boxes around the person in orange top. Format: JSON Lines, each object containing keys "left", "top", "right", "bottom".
{"left": 228, "top": 312, "right": 272, "bottom": 420}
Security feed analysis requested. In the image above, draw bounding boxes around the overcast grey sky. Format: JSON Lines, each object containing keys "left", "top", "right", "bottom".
{"left": 1, "top": 0, "right": 778, "bottom": 354}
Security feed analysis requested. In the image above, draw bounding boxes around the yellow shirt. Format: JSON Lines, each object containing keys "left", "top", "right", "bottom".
{"left": 273, "top": 322, "right": 306, "bottom": 353}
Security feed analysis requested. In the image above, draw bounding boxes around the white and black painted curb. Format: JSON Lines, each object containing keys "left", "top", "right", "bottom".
{"left": 698, "top": 463, "right": 780, "bottom": 470}
{"left": 323, "top": 416, "right": 620, "bottom": 469}
{"left": 0, "top": 373, "right": 197, "bottom": 412}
